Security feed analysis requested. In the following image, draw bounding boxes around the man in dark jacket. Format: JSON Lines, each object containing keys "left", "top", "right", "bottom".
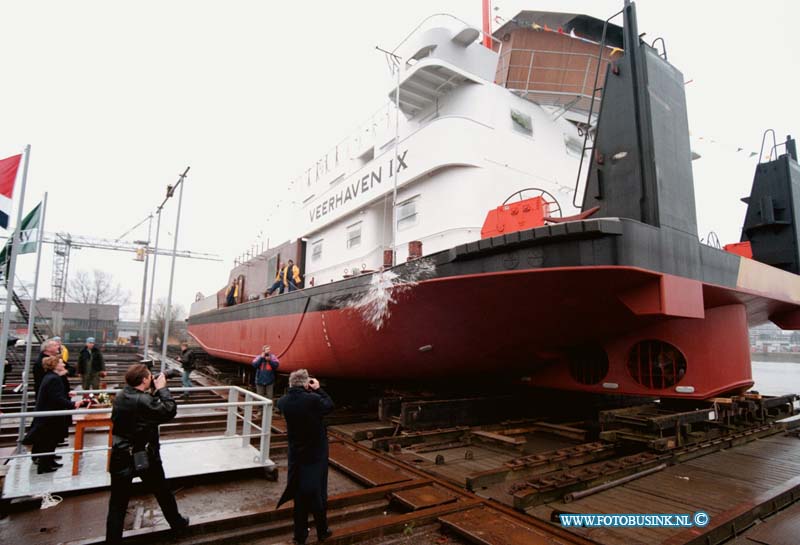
{"left": 276, "top": 369, "right": 334, "bottom": 544}
{"left": 105, "top": 364, "right": 189, "bottom": 544}
{"left": 78, "top": 337, "right": 105, "bottom": 390}
{"left": 177, "top": 342, "right": 194, "bottom": 399}
{"left": 251, "top": 344, "right": 279, "bottom": 400}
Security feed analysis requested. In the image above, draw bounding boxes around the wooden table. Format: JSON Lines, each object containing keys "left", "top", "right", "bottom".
{"left": 72, "top": 412, "right": 113, "bottom": 476}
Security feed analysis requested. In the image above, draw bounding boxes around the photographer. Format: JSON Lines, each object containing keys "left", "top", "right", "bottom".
{"left": 106, "top": 364, "right": 189, "bottom": 544}
{"left": 251, "top": 344, "right": 279, "bottom": 400}
{"left": 276, "top": 369, "right": 333, "bottom": 544}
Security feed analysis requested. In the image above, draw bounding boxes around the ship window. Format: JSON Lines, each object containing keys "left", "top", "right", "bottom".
{"left": 564, "top": 133, "right": 585, "bottom": 158}
{"left": 397, "top": 197, "right": 419, "bottom": 231}
{"left": 347, "top": 222, "right": 362, "bottom": 249}
{"left": 312, "top": 239, "right": 323, "bottom": 261}
{"left": 511, "top": 108, "right": 532, "bottom": 136}
{"left": 407, "top": 45, "right": 436, "bottom": 68}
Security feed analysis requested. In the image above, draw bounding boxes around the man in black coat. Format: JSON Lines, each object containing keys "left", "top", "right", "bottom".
{"left": 105, "top": 364, "right": 189, "bottom": 544}
{"left": 78, "top": 337, "right": 105, "bottom": 391}
{"left": 276, "top": 369, "right": 334, "bottom": 544}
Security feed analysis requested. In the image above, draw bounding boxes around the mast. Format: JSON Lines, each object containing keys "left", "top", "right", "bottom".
{"left": 482, "top": 0, "right": 492, "bottom": 48}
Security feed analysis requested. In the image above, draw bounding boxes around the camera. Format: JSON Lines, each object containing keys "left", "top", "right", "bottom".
{"left": 149, "top": 368, "right": 183, "bottom": 392}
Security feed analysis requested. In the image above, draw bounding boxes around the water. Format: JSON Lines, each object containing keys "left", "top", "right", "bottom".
{"left": 344, "top": 258, "right": 437, "bottom": 330}
{"left": 751, "top": 360, "right": 800, "bottom": 395}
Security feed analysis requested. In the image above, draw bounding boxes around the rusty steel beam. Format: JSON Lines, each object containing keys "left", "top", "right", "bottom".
{"left": 466, "top": 442, "right": 617, "bottom": 491}
{"left": 328, "top": 430, "right": 603, "bottom": 545}
{"left": 65, "top": 479, "right": 433, "bottom": 545}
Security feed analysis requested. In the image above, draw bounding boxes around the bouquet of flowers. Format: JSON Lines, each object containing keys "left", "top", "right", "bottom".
{"left": 82, "top": 392, "right": 114, "bottom": 407}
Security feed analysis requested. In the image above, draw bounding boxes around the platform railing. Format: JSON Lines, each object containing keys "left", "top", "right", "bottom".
{"left": 0, "top": 385, "right": 274, "bottom": 467}
{"left": 496, "top": 47, "right": 611, "bottom": 112}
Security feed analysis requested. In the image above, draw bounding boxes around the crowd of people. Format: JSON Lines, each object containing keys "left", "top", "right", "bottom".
{"left": 19, "top": 336, "right": 333, "bottom": 544}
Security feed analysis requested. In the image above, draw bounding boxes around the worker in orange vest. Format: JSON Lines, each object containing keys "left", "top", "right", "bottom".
{"left": 283, "top": 260, "right": 302, "bottom": 292}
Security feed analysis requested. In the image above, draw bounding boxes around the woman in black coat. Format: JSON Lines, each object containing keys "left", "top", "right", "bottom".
{"left": 27, "top": 356, "right": 81, "bottom": 474}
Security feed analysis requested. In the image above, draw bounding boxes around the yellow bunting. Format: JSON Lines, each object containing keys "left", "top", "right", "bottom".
{"left": 610, "top": 47, "right": 623, "bottom": 57}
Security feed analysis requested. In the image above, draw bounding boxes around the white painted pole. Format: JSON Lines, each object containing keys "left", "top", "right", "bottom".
{"left": 137, "top": 214, "right": 153, "bottom": 343}
{"left": 160, "top": 169, "right": 188, "bottom": 371}
{"left": 391, "top": 63, "right": 401, "bottom": 266}
{"left": 0, "top": 145, "right": 31, "bottom": 406}
{"left": 16, "top": 192, "right": 48, "bottom": 449}
{"left": 143, "top": 209, "right": 162, "bottom": 361}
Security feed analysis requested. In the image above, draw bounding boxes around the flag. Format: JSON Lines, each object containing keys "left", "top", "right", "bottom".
{"left": 17, "top": 202, "right": 42, "bottom": 254}
{"left": 0, "top": 201, "right": 42, "bottom": 282}
{"left": 0, "top": 154, "right": 22, "bottom": 230}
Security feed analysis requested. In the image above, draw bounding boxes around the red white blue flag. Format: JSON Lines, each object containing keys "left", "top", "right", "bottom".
{"left": 0, "top": 154, "right": 22, "bottom": 229}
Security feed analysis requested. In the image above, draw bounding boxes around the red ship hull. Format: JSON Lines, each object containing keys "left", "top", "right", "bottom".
{"left": 189, "top": 218, "right": 800, "bottom": 399}
{"left": 189, "top": 264, "right": 795, "bottom": 399}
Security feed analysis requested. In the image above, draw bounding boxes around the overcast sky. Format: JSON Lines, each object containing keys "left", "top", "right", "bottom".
{"left": 1, "top": 0, "right": 798, "bottom": 321}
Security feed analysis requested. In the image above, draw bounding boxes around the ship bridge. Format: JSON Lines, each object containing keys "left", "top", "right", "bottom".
{"left": 493, "top": 11, "right": 624, "bottom": 122}
{"left": 389, "top": 19, "right": 499, "bottom": 117}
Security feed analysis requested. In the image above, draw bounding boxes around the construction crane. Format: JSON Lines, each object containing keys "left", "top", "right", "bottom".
{"left": 2, "top": 230, "right": 221, "bottom": 339}
{"left": 48, "top": 232, "right": 220, "bottom": 305}
{"left": 44, "top": 231, "right": 221, "bottom": 338}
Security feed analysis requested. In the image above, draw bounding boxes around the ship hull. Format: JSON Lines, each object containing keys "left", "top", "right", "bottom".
{"left": 189, "top": 218, "right": 800, "bottom": 399}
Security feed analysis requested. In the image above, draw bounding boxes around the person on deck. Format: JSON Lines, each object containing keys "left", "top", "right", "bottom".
{"left": 266, "top": 263, "right": 286, "bottom": 296}
{"left": 276, "top": 369, "right": 333, "bottom": 544}
{"left": 226, "top": 280, "right": 238, "bottom": 306}
{"left": 284, "top": 259, "right": 302, "bottom": 292}
{"left": 78, "top": 337, "right": 106, "bottom": 390}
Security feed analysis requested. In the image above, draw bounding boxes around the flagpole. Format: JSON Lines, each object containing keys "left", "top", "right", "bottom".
{"left": 160, "top": 168, "right": 189, "bottom": 371}
{"left": 16, "top": 192, "right": 47, "bottom": 450}
{"left": 137, "top": 214, "right": 153, "bottom": 344}
{"left": 142, "top": 208, "right": 162, "bottom": 362}
{"left": 0, "top": 145, "right": 31, "bottom": 407}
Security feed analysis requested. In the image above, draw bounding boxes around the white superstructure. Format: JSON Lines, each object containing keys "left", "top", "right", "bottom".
{"left": 294, "top": 16, "right": 588, "bottom": 287}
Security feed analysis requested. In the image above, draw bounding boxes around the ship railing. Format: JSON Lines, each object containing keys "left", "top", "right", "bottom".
{"left": 292, "top": 101, "right": 395, "bottom": 193}
{"left": 0, "top": 385, "right": 274, "bottom": 469}
{"left": 390, "top": 13, "right": 501, "bottom": 57}
{"left": 496, "top": 47, "right": 612, "bottom": 114}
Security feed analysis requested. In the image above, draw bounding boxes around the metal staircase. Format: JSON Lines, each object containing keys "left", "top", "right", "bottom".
{"left": 8, "top": 279, "right": 53, "bottom": 343}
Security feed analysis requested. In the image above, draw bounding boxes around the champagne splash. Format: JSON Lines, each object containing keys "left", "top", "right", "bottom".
{"left": 346, "top": 258, "right": 436, "bottom": 330}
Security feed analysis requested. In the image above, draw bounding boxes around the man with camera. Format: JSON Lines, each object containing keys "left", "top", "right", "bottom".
{"left": 106, "top": 364, "right": 189, "bottom": 544}
{"left": 276, "top": 369, "right": 334, "bottom": 544}
{"left": 252, "top": 344, "right": 279, "bottom": 400}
